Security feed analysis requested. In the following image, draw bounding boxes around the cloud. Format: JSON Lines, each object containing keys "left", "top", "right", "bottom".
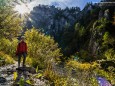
{"left": 28, "top": 0, "right": 101, "bottom": 10}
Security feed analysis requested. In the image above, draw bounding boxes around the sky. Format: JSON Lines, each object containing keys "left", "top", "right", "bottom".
{"left": 28, "top": 0, "right": 101, "bottom": 10}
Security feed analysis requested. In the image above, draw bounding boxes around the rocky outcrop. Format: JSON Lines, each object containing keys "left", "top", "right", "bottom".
{"left": 89, "top": 20, "right": 106, "bottom": 56}
{"left": 25, "top": 5, "right": 81, "bottom": 37}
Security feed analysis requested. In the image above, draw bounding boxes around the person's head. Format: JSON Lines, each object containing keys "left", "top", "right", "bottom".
{"left": 21, "top": 36, "right": 25, "bottom": 41}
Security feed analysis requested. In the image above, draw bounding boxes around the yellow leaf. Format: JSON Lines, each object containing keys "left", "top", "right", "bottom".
{"left": 13, "top": 72, "right": 18, "bottom": 80}
{"left": 26, "top": 80, "right": 32, "bottom": 85}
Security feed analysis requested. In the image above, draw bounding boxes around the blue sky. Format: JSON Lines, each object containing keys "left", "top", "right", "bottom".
{"left": 29, "top": 0, "right": 101, "bottom": 10}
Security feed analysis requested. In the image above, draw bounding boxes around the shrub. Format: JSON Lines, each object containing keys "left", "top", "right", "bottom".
{"left": 24, "top": 28, "right": 62, "bottom": 69}
{"left": 0, "top": 38, "right": 18, "bottom": 56}
{"left": 66, "top": 60, "right": 99, "bottom": 86}
{"left": 44, "top": 69, "right": 68, "bottom": 86}
{"left": 0, "top": 51, "right": 14, "bottom": 65}
{"left": 104, "top": 49, "right": 115, "bottom": 60}
{"left": 66, "top": 60, "right": 115, "bottom": 85}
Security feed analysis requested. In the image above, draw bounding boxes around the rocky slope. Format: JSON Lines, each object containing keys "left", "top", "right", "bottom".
{"left": 0, "top": 63, "right": 49, "bottom": 86}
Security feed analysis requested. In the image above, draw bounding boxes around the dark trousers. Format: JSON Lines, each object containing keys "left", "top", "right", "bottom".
{"left": 18, "top": 53, "right": 26, "bottom": 67}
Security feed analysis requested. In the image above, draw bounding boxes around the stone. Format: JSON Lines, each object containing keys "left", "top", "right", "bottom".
{"left": 16, "top": 67, "right": 36, "bottom": 74}
{"left": 0, "top": 77, "right": 7, "bottom": 83}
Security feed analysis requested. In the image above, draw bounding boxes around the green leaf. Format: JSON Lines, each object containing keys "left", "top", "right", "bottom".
{"left": 36, "top": 73, "right": 43, "bottom": 78}
{"left": 26, "top": 80, "right": 32, "bottom": 85}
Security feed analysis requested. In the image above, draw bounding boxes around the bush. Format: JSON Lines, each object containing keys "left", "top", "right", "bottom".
{"left": 0, "top": 38, "right": 18, "bottom": 57}
{"left": 104, "top": 49, "right": 115, "bottom": 60}
{"left": 0, "top": 51, "right": 14, "bottom": 65}
{"left": 25, "top": 28, "right": 62, "bottom": 69}
{"left": 66, "top": 60, "right": 115, "bottom": 85}
{"left": 44, "top": 69, "right": 68, "bottom": 86}
{"left": 66, "top": 60, "right": 99, "bottom": 86}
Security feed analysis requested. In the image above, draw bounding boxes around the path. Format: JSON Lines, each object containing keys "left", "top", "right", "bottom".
{"left": 0, "top": 62, "right": 49, "bottom": 86}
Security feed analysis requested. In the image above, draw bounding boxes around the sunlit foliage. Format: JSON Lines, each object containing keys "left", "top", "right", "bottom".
{"left": 25, "top": 28, "right": 62, "bottom": 68}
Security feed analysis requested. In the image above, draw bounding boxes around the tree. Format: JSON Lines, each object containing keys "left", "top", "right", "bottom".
{"left": 0, "top": 0, "right": 22, "bottom": 39}
{"left": 0, "top": 0, "right": 23, "bottom": 57}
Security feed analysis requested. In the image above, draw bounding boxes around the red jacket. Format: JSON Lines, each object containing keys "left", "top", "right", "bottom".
{"left": 16, "top": 41, "right": 27, "bottom": 55}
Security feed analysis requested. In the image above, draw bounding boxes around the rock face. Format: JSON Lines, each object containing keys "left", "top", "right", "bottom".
{"left": 26, "top": 5, "right": 81, "bottom": 37}
{"left": 89, "top": 20, "right": 105, "bottom": 56}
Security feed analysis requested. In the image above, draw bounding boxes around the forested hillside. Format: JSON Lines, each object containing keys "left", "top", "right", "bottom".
{"left": 26, "top": 0, "right": 115, "bottom": 58}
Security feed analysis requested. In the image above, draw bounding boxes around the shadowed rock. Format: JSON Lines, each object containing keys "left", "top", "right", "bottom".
{"left": 0, "top": 59, "right": 5, "bottom": 66}
{"left": 0, "top": 77, "right": 7, "bottom": 83}
{"left": 100, "top": 60, "right": 115, "bottom": 72}
{"left": 16, "top": 67, "right": 36, "bottom": 74}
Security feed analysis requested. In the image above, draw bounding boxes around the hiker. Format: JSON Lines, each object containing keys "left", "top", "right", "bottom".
{"left": 16, "top": 36, "right": 27, "bottom": 68}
